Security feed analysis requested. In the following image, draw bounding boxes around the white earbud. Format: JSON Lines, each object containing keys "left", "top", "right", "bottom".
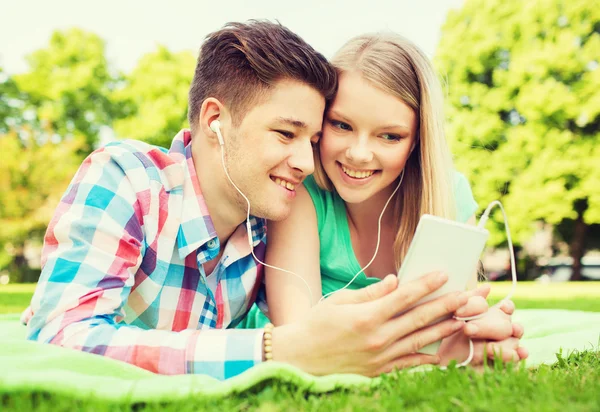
{"left": 210, "top": 120, "right": 224, "bottom": 146}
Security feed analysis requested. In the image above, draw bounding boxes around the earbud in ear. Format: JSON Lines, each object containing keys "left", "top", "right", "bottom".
{"left": 210, "top": 120, "right": 224, "bottom": 146}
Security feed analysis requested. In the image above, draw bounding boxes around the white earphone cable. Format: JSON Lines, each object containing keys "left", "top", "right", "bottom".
{"left": 215, "top": 125, "right": 315, "bottom": 306}
{"left": 448, "top": 200, "right": 517, "bottom": 368}
{"left": 214, "top": 121, "right": 518, "bottom": 369}
{"left": 319, "top": 170, "right": 405, "bottom": 302}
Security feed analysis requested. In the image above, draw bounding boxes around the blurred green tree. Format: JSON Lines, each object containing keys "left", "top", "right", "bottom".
{"left": 112, "top": 46, "right": 195, "bottom": 148}
{"left": 0, "top": 67, "right": 26, "bottom": 134}
{"left": 13, "top": 28, "right": 126, "bottom": 156}
{"left": 0, "top": 128, "right": 81, "bottom": 282}
{"left": 436, "top": 0, "right": 600, "bottom": 279}
{"left": 1, "top": 28, "right": 125, "bottom": 282}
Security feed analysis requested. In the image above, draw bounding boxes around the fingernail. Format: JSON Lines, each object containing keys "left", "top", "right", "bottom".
{"left": 465, "top": 323, "right": 479, "bottom": 335}
{"left": 437, "top": 272, "right": 448, "bottom": 283}
{"left": 458, "top": 292, "right": 469, "bottom": 305}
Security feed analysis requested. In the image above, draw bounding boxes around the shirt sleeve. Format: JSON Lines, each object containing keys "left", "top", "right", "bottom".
{"left": 453, "top": 171, "right": 479, "bottom": 223}
{"left": 26, "top": 145, "right": 265, "bottom": 380}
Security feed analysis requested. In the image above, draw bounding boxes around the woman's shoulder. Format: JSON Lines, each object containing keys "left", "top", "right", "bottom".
{"left": 303, "top": 175, "right": 345, "bottom": 232}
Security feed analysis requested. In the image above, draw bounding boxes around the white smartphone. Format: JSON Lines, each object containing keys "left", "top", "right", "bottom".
{"left": 397, "top": 214, "right": 489, "bottom": 355}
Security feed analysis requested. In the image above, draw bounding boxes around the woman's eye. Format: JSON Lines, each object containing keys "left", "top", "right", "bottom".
{"left": 381, "top": 133, "right": 402, "bottom": 142}
{"left": 330, "top": 120, "right": 352, "bottom": 131}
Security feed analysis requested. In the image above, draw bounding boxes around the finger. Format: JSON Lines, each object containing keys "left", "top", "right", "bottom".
{"left": 497, "top": 299, "right": 515, "bottom": 315}
{"left": 470, "top": 341, "right": 486, "bottom": 365}
{"left": 512, "top": 323, "right": 524, "bottom": 339}
{"left": 373, "top": 353, "right": 440, "bottom": 377}
{"left": 517, "top": 346, "right": 529, "bottom": 360}
{"left": 454, "top": 295, "right": 489, "bottom": 318}
{"left": 463, "top": 307, "right": 512, "bottom": 339}
{"left": 486, "top": 339, "right": 520, "bottom": 362}
{"left": 384, "top": 318, "right": 465, "bottom": 362}
{"left": 375, "top": 271, "right": 450, "bottom": 321}
{"left": 466, "top": 284, "right": 491, "bottom": 299}
{"left": 388, "top": 291, "right": 468, "bottom": 342}
{"left": 464, "top": 315, "right": 513, "bottom": 341}
{"left": 329, "top": 274, "right": 398, "bottom": 305}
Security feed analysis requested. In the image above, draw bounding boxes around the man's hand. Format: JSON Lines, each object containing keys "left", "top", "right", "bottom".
{"left": 271, "top": 272, "right": 470, "bottom": 377}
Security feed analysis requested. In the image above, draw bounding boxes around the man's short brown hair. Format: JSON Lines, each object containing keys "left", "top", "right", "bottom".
{"left": 188, "top": 20, "right": 337, "bottom": 131}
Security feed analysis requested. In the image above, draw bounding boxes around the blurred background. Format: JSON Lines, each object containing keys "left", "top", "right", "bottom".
{"left": 0, "top": 0, "right": 598, "bottom": 286}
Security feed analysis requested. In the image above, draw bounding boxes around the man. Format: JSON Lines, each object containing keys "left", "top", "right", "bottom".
{"left": 23, "top": 20, "right": 510, "bottom": 380}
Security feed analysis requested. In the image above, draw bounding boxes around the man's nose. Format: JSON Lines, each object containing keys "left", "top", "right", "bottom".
{"left": 289, "top": 138, "right": 315, "bottom": 176}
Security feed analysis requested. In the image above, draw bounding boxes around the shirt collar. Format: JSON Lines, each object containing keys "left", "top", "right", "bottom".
{"left": 172, "top": 130, "right": 266, "bottom": 260}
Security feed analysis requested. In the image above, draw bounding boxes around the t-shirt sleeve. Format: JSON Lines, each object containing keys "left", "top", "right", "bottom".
{"left": 302, "top": 175, "right": 327, "bottom": 233}
{"left": 454, "top": 172, "right": 479, "bottom": 223}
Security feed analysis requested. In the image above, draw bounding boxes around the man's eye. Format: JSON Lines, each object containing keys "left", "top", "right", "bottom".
{"left": 276, "top": 130, "right": 294, "bottom": 139}
{"left": 330, "top": 120, "right": 352, "bottom": 131}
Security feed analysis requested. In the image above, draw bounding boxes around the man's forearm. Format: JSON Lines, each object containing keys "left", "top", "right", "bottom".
{"left": 30, "top": 313, "right": 264, "bottom": 379}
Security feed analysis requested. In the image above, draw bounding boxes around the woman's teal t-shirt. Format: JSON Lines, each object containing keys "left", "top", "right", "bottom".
{"left": 237, "top": 172, "right": 479, "bottom": 329}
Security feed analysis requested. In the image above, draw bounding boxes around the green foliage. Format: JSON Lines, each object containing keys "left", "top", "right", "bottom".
{"left": 0, "top": 28, "right": 127, "bottom": 281}
{"left": 12, "top": 28, "right": 125, "bottom": 155}
{"left": 0, "top": 67, "right": 26, "bottom": 134}
{"left": 436, "top": 0, "right": 600, "bottom": 246}
{"left": 112, "top": 46, "right": 195, "bottom": 148}
{"left": 0, "top": 130, "right": 81, "bottom": 281}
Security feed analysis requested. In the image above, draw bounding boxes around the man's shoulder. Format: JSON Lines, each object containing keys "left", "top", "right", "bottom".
{"left": 98, "top": 139, "right": 184, "bottom": 191}
{"left": 101, "top": 139, "right": 170, "bottom": 167}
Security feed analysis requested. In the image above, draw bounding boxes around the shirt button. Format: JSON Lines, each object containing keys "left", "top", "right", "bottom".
{"left": 207, "top": 239, "right": 217, "bottom": 249}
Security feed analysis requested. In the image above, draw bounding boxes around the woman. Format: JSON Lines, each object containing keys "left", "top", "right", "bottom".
{"left": 241, "top": 33, "right": 527, "bottom": 366}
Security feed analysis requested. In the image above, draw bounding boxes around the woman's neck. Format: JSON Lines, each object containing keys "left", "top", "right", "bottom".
{"left": 345, "top": 190, "right": 396, "bottom": 236}
{"left": 344, "top": 189, "right": 400, "bottom": 279}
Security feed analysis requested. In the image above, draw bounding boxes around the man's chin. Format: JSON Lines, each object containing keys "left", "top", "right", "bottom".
{"left": 256, "top": 205, "right": 291, "bottom": 222}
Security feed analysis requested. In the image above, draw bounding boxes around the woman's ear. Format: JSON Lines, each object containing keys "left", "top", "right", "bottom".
{"left": 410, "top": 140, "right": 418, "bottom": 155}
{"left": 410, "top": 129, "right": 420, "bottom": 154}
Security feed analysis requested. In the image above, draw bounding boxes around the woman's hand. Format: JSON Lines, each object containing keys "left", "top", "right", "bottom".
{"left": 439, "top": 285, "right": 528, "bottom": 366}
{"left": 465, "top": 299, "right": 528, "bottom": 364}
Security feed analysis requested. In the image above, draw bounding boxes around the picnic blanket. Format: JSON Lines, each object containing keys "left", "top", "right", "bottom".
{"left": 0, "top": 309, "right": 598, "bottom": 402}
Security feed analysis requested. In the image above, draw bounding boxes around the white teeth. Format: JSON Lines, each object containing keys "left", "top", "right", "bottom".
{"left": 342, "top": 165, "right": 375, "bottom": 179}
{"left": 274, "top": 177, "right": 296, "bottom": 191}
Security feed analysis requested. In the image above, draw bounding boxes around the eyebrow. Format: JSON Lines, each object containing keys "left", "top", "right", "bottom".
{"left": 275, "top": 117, "right": 308, "bottom": 129}
{"left": 329, "top": 110, "right": 411, "bottom": 131}
{"left": 379, "top": 124, "right": 411, "bottom": 131}
{"left": 328, "top": 110, "right": 351, "bottom": 124}
{"left": 275, "top": 116, "right": 322, "bottom": 137}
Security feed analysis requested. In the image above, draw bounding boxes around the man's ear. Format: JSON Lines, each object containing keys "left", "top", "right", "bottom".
{"left": 199, "top": 98, "right": 226, "bottom": 145}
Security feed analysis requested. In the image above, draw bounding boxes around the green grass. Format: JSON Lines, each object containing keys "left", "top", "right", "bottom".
{"left": 2, "top": 282, "right": 599, "bottom": 411}
{"left": 0, "top": 284, "right": 36, "bottom": 314}
{"left": 2, "top": 351, "right": 599, "bottom": 411}
{"left": 488, "top": 281, "right": 600, "bottom": 312}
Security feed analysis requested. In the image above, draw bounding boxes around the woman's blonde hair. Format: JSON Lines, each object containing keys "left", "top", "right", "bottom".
{"left": 313, "top": 33, "right": 456, "bottom": 270}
